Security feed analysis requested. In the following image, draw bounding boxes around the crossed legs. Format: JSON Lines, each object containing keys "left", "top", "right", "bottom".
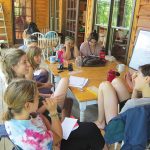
{"left": 38, "top": 77, "right": 73, "bottom": 120}
{"left": 95, "top": 78, "right": 131, "bottom": 129}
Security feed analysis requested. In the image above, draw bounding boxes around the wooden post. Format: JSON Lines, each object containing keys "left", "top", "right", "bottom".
{"left": 105, "top": 0, "right": 114, "bottom": 53}
{"left": 127, "top": 0, "right": 141, "bottom": 64}
{"left": 85, "top": 0, "right": 95, "bottom": 40}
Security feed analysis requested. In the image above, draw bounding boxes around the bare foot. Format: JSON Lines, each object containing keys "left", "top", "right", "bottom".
{"left": 94, "top": 120, "right": 105, "bottom": 129}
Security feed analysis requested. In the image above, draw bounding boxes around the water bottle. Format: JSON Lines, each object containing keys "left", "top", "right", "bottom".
{"left": 75, "top": 56, "right": 82, "bottom": 68}
{"left": 107, "top": 70, "right": 120, "bottom": 82}
{"left": 107, "top": 70, "right": 116, "bottom": 82}
{"left": 99, "top": 50, "right": 105, "bottom": 59}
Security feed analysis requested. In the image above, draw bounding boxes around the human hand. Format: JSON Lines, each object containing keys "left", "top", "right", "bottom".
{"left": 131, "top": 72, "right": 137, "bottom": 81}
{"left": 124, "top": 72, "right": 132, "bottom": 81}
{"left": 44, "top": 82, "right": 53, "bottom": 88}
{"left": 65, "top": 41, "right": 70, "bottom": 48}
{"left": 43, "top": 97, "right": 57, "bottom": 115}
{"left": 124, "top": 72, "right": 134, "bottom": 89}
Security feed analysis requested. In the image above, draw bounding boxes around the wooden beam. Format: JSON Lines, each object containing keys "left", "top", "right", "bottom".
{"left": 85, "top": 0, "right": 95, "bottom": 40}
{"left": 127, "top": 0, "right": 141, "bottom": 64}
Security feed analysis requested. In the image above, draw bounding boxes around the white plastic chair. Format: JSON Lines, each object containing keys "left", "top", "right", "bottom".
{"left": 31, "top": 32, "right": 46, "bottom": 59}
{"left": 45, "top": 31, "right": 60, "bottom": 60}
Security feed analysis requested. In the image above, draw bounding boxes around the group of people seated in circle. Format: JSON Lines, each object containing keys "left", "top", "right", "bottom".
{"left": 0, "top": 22, "right": 150, "bottom": 150}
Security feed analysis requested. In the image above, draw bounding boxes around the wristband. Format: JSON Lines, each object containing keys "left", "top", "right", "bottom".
{"left": 50, "top": 113, "right": 58, "bottom": 118}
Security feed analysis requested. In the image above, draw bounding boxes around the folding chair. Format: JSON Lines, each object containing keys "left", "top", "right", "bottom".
{"left": 0, "top": 124, "right": 22, "bottom": 150}
{"left": 45, "top": 31, "right": 60, "bottom": 60}
{"left": 31, "top": 32, "right": 46, "bottom": 59}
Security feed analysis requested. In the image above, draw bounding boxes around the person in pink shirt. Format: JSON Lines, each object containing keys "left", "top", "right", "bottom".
{"left": 80, "top": 30, "right": 102, "bottom": 57}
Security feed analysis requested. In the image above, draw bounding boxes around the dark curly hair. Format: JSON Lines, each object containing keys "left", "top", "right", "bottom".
{"left": 88, "top": 30, "right": 99, "bottom": 42}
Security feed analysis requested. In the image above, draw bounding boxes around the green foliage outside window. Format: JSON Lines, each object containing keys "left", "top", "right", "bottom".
{"left": 96, "top": 0, "right": 111, "bottom": 26}
{"left": 96, "top": 0, "right": 133, "bottom": 28}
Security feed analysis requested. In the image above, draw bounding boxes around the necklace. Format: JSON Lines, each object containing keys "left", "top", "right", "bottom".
{"left": 88, "top": 42, "right": 96, "bottom": 55}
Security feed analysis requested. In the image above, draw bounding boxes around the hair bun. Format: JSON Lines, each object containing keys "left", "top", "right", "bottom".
{"left": 93, "top": 30, "right": 97, "bottom": 34}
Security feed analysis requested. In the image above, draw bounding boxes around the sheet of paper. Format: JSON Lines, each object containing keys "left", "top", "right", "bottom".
{"left": 129, "top": 30, "right": 150, "bottom": 70}
{"left": 69, "top": 76, "right": 88, "bottom": 88}
{"left": 69, "top": 70, "right": 83, "bottom": 75}
{"left": 61, "top": 117, "right": 78, "bottom": 140}
{"left": 33, "top": 70, "right": 42, "bottom": 76}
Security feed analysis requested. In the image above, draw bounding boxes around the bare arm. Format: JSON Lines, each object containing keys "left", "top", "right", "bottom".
{"left": 63, "top": 45, "right": 71, "bottom": 60}
{"left": 43, "top": 98, "right": 62, "bottom": 144}
{"left": 25, "top": 65, "right": 34, "bottom": 80}
{"left": 37, "top": 82, "right": 53, "bottom": 89}
{"left": 73, "top": 44, "right": 79, "bottom": 58}
{"left": 131, "top": 72, "right": 142, "bottom": 98}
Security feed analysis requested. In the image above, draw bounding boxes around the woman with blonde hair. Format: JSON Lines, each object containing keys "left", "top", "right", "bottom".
{"left": 3, "top": 79, "right": 62, "bottom": 150}
{"left": 0, "top": 48, "right": 71, "bottom": 120}
{"left": 3, "top": 79, "right": 105, "bottom": 150}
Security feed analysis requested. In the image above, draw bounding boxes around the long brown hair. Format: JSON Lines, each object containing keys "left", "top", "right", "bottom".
{"left": 0, "top": 49, "right": 26, "bottom": 83}
{"left": 26, "top": 46, "right": 41, "bottom": 69}
{"left": 3, "top": 79, "right": 37, "bottom": 121}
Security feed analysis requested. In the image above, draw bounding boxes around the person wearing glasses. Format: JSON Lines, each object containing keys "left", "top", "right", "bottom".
{"left": 80, "top": 30, "right": 102, "bottom": 57}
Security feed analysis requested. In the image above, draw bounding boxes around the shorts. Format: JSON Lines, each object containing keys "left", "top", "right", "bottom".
{"left": 119, "top": 99, "right": 129, "bottom": 111}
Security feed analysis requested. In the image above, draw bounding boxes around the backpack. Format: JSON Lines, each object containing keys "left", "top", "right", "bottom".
{"left": 82, "top": 56, "right": 106, "bottom": 67}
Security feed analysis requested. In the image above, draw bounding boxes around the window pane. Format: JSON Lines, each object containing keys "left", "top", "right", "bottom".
{"left": 13, "top": 0, "right": 32, "bottom": 42}
{"left": 123, "top": 0, "right": 133, "bottom": 28}
{"left": 95, "top": 0, "right": 111, "bottom": 26}
{"left": 112, "top": 0, "right": 133, "bottom": 28}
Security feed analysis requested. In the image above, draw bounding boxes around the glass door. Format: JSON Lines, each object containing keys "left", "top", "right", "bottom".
{"left": 110, "top": 0, "right": 134, "bottom": 63}
{"left": 65, "top": 0, "right": 87, "bottom": 45}
{"left": 95, "top": 0, "right": 111, "bottom": 48}
{"left": 49, "top": 0, "right": 59, "bottom": 32}
{"left": 13, "top": 0, "right": 33, "bottom": 44}
{"left": 65, "top": 0, "right": 78, "bottom": 39}
{"left": 95, "top": 0, "right": 134, "bottom": 63}
{"left": 54, "top": 0, "right": 59, "bottom": 32}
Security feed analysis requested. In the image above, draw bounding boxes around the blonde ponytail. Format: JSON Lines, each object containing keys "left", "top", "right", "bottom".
{"left": 3, "top": 79, "right": 37, "bottom": 121}
{"left": 3, "top": 108, "right": 14, "bottom": 121}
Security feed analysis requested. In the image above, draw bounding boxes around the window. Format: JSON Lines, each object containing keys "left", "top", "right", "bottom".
{"left": 95, "top": 0, "right": 134, "bottom": 63}
{"left": 13, "top": 0, "right": 32, "bottom": 43}
{"left": 112, "top": 0, "right": 133, "bottom": 28}
{"left": 95, "top": 0, "right": 111, "bottom": 27}
{"left": 55, "top": 0, "right": 60, "bottom": 32}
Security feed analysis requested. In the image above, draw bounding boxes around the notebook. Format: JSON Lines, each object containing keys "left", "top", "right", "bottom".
{"left": 69, "top": 76, "right": 88, "bottom": 88}
{"left": 61, "top": 117, "right": 78, "bottom": 140}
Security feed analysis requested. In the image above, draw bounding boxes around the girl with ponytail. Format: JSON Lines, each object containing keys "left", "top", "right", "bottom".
{"left": 3, "top": 79, "right": 62, "bottom": 150}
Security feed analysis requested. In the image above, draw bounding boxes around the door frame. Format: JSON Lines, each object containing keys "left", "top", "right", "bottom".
{"left": 12, "top": 0, "right": 33, "bottom": 44}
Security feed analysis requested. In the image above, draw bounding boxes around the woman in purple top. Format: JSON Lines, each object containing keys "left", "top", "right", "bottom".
{"left": 80, "top": 30, "right": 102, "bottom": 57}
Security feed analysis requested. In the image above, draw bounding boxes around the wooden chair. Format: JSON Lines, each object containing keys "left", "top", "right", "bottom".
{"left": 31, "top": 32, "right": 46, "bottom": 59}
{"left": 44, "top": 31, "right": 60, "bottom": 60}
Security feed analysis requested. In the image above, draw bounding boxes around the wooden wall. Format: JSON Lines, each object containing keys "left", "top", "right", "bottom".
{"left": 59, "top": 0, "right": 66, "bottom": 33}
{"left": 127, "top": 0, "right": 150, "bottom": 63}
{"left": 0, "top": 0, "right": 50, "bottom": 45}
{"left": 0, "top": 0, "right": 13, "bottom": 45}
{"left": 84, "top": 0, "right": 95, "bottom": 40}
{"left": 34, "top": 0, "right": 49, "bottom": 30}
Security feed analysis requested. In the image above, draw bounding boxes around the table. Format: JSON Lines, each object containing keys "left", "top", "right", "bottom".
{"left": 46, "top": 60, "right": 130, "bottom": 121}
